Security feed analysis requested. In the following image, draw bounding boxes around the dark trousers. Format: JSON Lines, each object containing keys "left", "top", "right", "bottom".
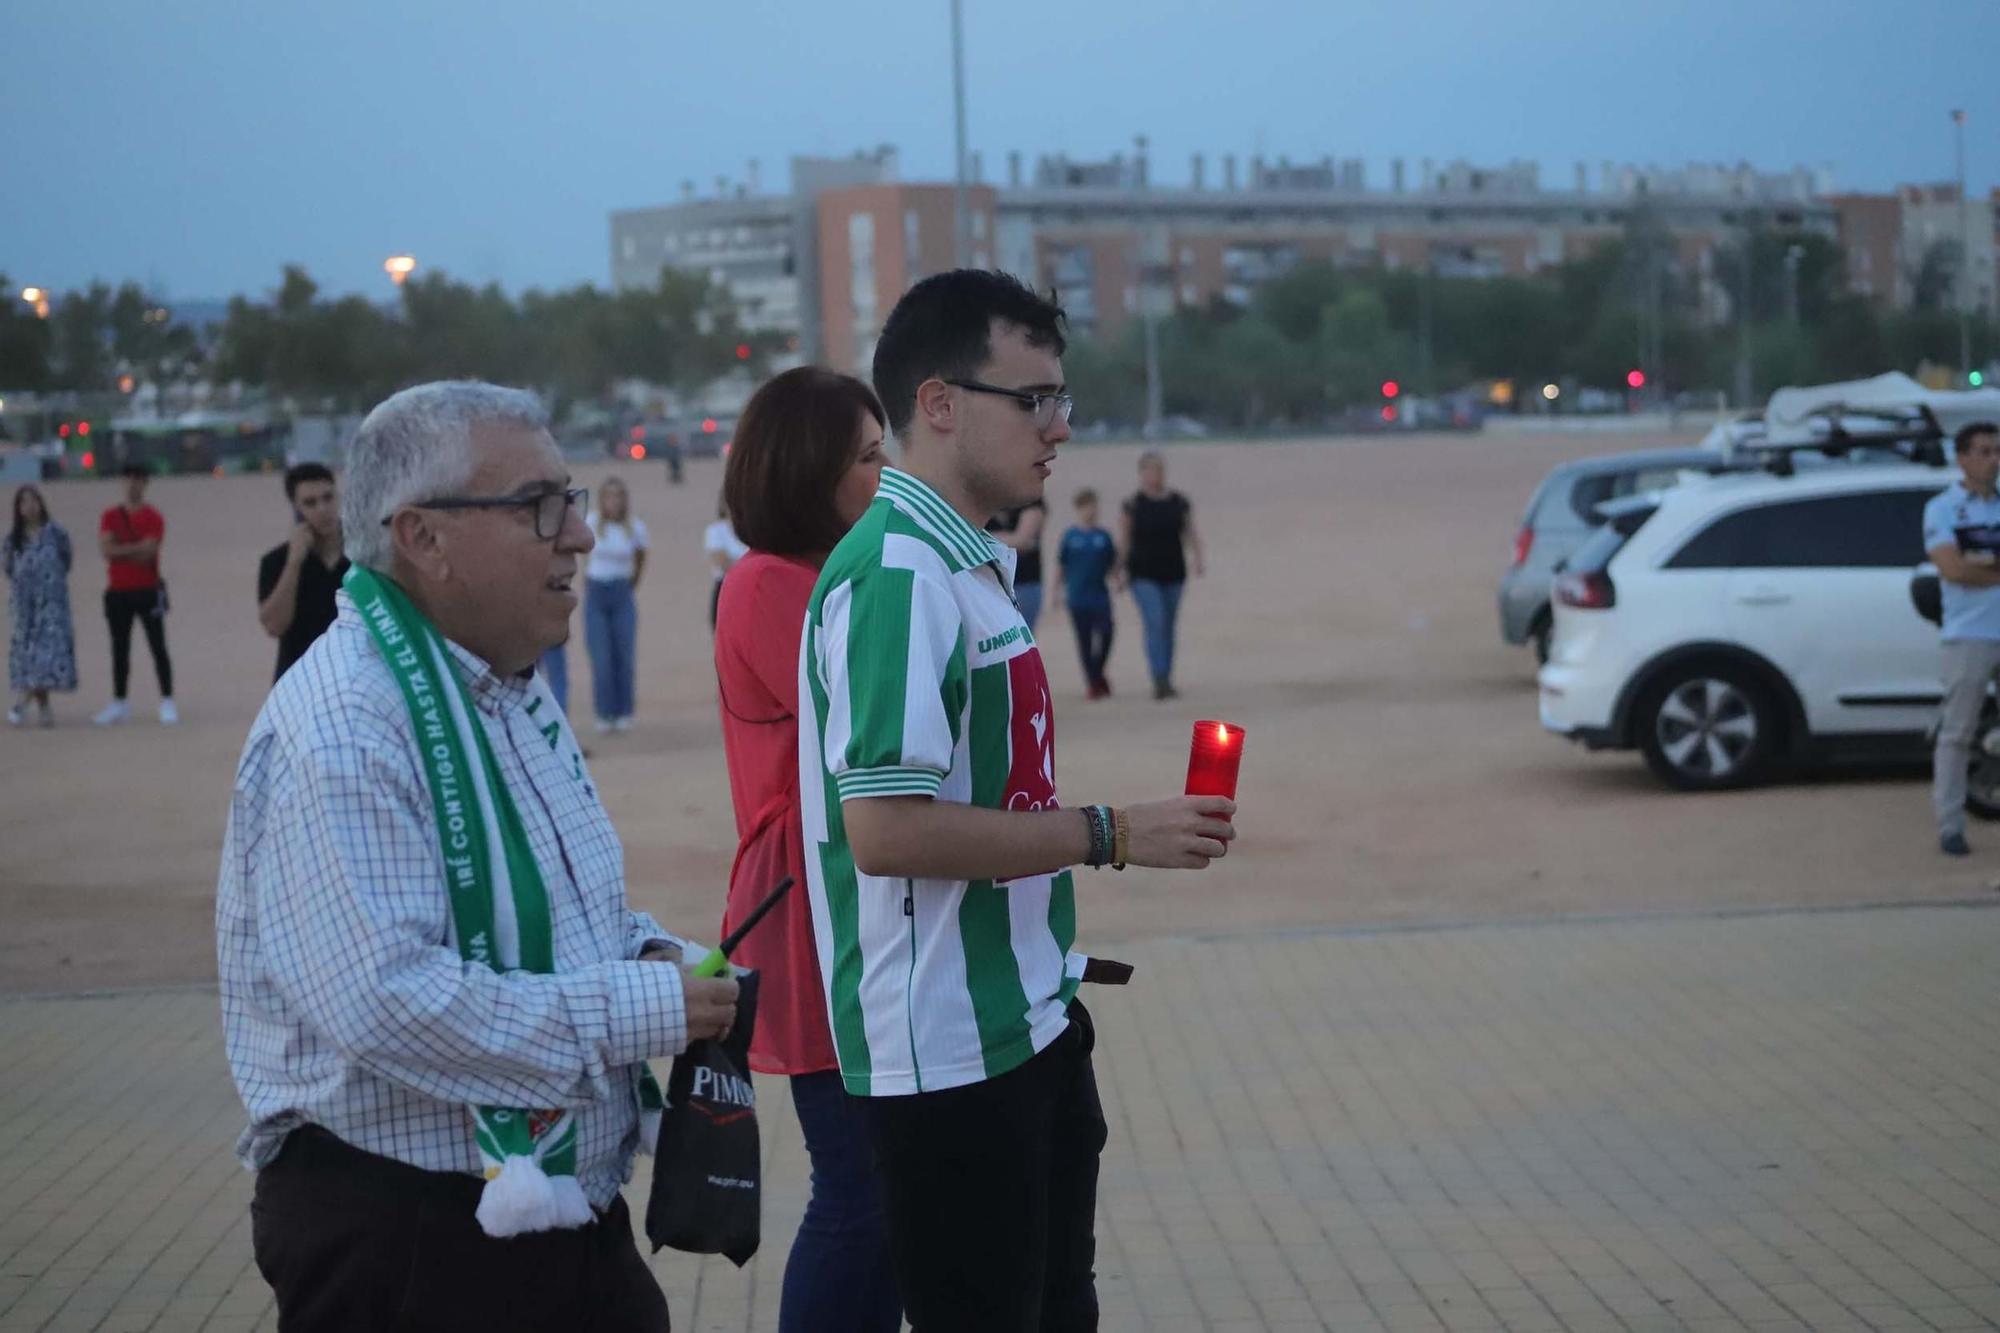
{"left": 779, "top": 1071, "right": 903, "bottom": 1333}
{"left": 859, "top": 1002, "right": 1107, "bottom": 1333}
{"left": 104, "top": 587, "right": 172, "bottom": 699}
{"left": 1068, "top": 604, "right": 1114, "bottom": 689}
{"left": 252, "top": 1126, "right": 669, "bottom": 1333}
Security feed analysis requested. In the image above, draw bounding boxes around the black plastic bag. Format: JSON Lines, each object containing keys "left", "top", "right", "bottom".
{"left": 645, "top": 969, "right": 762, "bottom": 1265}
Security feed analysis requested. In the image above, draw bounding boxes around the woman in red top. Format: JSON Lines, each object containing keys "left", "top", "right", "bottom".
{"left": 714, "top": 366, "right": 896, "bottom": 1332}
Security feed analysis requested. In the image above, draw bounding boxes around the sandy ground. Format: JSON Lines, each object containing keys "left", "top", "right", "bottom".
{"left": 2, "top": 432, "right": 1985, "bottom": 994}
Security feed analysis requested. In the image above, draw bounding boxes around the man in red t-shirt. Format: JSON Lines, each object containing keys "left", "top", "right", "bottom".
{"left": 95, "top": 465, "right": 177, "bottom": 725}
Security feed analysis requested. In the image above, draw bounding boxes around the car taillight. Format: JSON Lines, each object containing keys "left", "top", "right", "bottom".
{"left": 1554, "top": 571, "right": 1616, "bottom": 610}
{"left": 1511, "top": 526, "right": 1534, "bottom": 567}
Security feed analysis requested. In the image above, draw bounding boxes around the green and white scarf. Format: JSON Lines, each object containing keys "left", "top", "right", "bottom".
{"left": 346, "top": 566, "right": 663, "bottom": 1237}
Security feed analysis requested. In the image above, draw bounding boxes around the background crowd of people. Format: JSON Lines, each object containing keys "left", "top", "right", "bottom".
{"left": 6, "top": 439, "right": 1205, "bottom": 730}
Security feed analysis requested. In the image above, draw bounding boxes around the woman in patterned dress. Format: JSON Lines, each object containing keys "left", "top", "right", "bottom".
{"left": 6, "top": 485, "right": 79, "bottom": 726}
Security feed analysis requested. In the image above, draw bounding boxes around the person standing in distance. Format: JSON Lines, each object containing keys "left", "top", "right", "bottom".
{"left": 704, "top": 491, "right": 749, "bottom": 631}
{"left": 986, "top": 499, "right": 1046, "bottom": 630}
{"left": 1057, "top": 488, "right": 1120, "bottom": 699}
{"left": 257, "top": 463, "right": 351, "bottom": 682}
{"left": 1120, "top": 450, "right": 1205, "bottom": 700}
{"left": 6, "top": 484, "right": 78, "bottom": 726}
{"left": 1925, "top": 420, "right": 2000, "bottom": 856}
{"left": 801, "top": 270, "right": 1237, "bottom": 1332}
{"left": 95, "top": 464, "right": 176, "bottom": 725}
{"left": 584, "top": 476, "right": 647, "bottom": 735}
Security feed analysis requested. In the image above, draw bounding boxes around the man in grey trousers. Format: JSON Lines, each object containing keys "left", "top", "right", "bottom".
{"left": 1924, "top": 420, "right": 2000, "bottom": 856}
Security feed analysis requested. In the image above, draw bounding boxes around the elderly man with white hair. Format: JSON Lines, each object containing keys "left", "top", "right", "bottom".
{"left": 217, "top": 381, "right": 737, "bottom": 1332}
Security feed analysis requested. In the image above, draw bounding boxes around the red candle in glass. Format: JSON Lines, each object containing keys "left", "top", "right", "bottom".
{"left": 1185, "top": 720, "right": 1246, "bottom": 799}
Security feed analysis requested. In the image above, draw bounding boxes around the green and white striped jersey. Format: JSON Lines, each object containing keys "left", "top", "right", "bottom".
{"left": 800, "top": 468, "right": 1084, "bottom": 1097}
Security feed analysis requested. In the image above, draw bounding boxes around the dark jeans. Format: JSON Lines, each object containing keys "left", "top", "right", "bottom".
{"left": 104, "top": 587, "right": 172, "bottom": 699}
{"left": 1068, "top": 603, "right": 1113, "bottom": 689}
{"left": 779, "top": 1071, "right": 903, "bottom": 1333}
{"left": 1128, "top": 579, "right": 1183, "bottom": 686}
{"left": 252, "top": 1126, "right": 669, "bottom": 1333}
{"left": 859, "top": 1003, "right": 1107, "bottom": 1333}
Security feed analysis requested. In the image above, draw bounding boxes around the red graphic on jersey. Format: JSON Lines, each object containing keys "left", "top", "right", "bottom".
{"left": 1003, "top": 648, "right": 1059, "bottom": 814}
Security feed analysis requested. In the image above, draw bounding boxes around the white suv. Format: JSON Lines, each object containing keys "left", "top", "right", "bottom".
{"left": 1538, "top": 462, "right": 1947, "bottom": 789}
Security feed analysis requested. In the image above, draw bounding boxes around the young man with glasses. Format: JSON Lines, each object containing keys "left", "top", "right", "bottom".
{"left": 1926, "top": 420, "right": 2000, "bottom": 856}
{"left": 799, "top": 270, "right": 1237, "bottom": 1330}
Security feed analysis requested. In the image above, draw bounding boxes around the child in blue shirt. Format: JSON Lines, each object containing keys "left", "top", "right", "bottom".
{"left": 1057, "top": 488, "right": 1120, "bottom": 698}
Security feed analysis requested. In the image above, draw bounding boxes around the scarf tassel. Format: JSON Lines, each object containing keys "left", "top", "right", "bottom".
{"left": 476, "top": 1156, "right": 597, "bottom": 1237}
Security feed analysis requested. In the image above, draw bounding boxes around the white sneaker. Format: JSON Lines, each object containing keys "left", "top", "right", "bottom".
{"left": 593, "top": 716, "right": 615, "bottom": 735}
{"left": 93, "top": 701, "right": 130, "bottom": 726}
{"left": 158, "top": 699, "right": 179, "bottom": 725}
{"left": 5, "top": 707, "right": 22, "bottom": 727}
{"left": 612, "top": 716, "right": 634, "bottom": 733}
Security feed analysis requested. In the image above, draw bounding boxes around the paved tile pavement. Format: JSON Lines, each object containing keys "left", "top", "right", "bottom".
{"left": 5, "top": 904, "right": 2000, "bottom": 1332}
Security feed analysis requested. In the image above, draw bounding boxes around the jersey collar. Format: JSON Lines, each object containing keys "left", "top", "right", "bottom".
{"left": 877, "top": 468, "right": 1008, "bottom": 579}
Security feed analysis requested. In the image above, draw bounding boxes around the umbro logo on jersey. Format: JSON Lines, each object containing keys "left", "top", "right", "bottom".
{"left": 978, "top": 624, "right": 1034, "bottom": 654}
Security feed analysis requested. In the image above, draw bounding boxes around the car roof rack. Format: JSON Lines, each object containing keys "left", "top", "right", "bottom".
{"left": 1716, "top": 401, "right": 1958, "bottom": 477}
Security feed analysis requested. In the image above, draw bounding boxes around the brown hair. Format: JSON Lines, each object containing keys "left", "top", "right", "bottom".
{"left": 724, "top": 366, "right": 886, "bottom": 556}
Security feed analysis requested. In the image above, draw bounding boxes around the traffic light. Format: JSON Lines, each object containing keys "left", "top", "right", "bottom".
{"left": 76, "top": 421, "right": 90, "bottom": 437}
{"left": 1972, "top": 371, "right": 1986, "bottom": 387}
{"left": 1626, "top": 369, "right": 1646, "bottom": 389}
{"left": 1380, "top": 380, "right": 1401, "bottom": 400}
{"left": 735, "top": 343, "right": 752, "bottom": 361}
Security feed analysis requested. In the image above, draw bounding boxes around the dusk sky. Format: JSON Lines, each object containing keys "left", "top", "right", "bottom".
{"left": 6, "top": 0, "right": 1996, "bottom": 302}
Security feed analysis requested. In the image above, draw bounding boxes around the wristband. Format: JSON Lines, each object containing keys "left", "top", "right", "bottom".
{"left": 1082, "top": 804, "right": 1114, "bottom": 867}
{"left": 1111, "top": 806, "right": 1130, "bottom": 870}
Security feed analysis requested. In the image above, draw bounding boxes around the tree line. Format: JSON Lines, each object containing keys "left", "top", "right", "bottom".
{"left": 3, "top": 220, "right": 1993, "bottom": 430}
{"left": 0, "top": 265, "right": 777, "bottom": 417}
{"left": 1068, "top": 225, "right": 1995, "bottom": 429}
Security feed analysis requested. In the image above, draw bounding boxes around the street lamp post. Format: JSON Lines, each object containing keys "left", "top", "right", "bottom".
{"left": 1734, "top": 224, "right": 1755, "bottom": 409}
{"left": 19, "top": 287, "right": 49, "bottom": 319}
{"left": 1139, "top": 224, "right": 1169, "bottom": 437}
{"left": 949, "top": 0, "right": 970, "bottom": 268}
{"left": 384, "top": 255, "right": 417, "bottom": 288}
{"left": 1954, "top": 109, "right": 1972, "bottom": 377}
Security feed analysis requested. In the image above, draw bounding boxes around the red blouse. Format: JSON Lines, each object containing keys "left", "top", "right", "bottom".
{"left": 714, "top": 551, "right": 837, "bottom": 1075}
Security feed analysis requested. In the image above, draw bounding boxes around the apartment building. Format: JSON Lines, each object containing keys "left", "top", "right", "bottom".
{"left": 613, "top": 144, "right": 1842, "bottom": 373}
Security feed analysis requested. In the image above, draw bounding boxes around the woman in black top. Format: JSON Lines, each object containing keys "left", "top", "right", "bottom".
{"left": 1120, "top": 451, "right": 1205, "bottom": 699}
{"left": 985, "top": 500, "right": 1045, "bottom": 630}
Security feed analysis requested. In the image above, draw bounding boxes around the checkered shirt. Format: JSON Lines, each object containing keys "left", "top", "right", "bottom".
{"left": 218, "top": 590, "right": 690, "bottom": 1206}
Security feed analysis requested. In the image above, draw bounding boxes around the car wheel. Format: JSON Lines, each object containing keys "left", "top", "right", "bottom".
{"left": 1637, "top": 666, "right": 1776, "bottom": 791}
{"left": 1966, "top": 704, "right": 2000, "bottom": 821}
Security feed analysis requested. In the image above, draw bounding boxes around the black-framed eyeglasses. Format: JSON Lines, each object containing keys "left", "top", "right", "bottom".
{"left": 385, "top": 487, "right": 588, "bottom": 541}
{"left": 944, "top": 379, "right": 1075, "bottom": 432}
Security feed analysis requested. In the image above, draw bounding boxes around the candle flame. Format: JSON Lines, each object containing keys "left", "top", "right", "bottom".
{"left": 1215, "top": 723, "right": 1229, "bottom": 743}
